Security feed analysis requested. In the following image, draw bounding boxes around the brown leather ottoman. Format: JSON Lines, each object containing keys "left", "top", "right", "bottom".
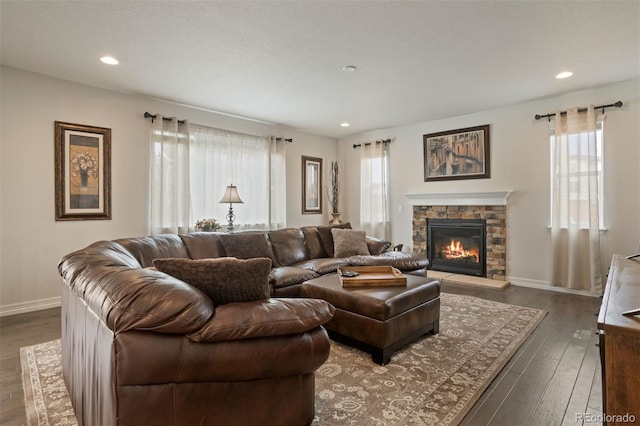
{"left": 300, "top": 273, "right": 440, "bottom": 365}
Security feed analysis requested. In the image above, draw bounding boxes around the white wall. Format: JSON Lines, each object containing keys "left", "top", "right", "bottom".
{"left": 338, "top": 78, "right": 640, "bottom": 290}
{"left": 0, "top": 66, "right": 336, "bottom": 314}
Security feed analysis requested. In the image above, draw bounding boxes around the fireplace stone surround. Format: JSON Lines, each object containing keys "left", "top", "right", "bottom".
{"left": 406, "top": 192, "right": 511, "bottom": 281}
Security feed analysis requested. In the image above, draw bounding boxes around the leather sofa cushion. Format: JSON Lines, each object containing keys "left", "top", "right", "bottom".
{"left": 114, "top": 234, "right": 189, "bottom": 267}
{"left": 154, "top": 257, "right": 271, "bottom": 305}
{"left": 188, "top": 298, "right": 335, "bottom": 343}
{"left": 294, "top": 258, "right": 349, "bottom": 275}
{"left": 270, "top": 266, "right": 319, "bottom": 289}
{"left": 317, "top": 222, "right": 352, "bottom": 257}
{"left": 332, "top": 228, "right": 369, "bottom": 257}
{"left": 347, "top": 251, "right": 430, "bottom": 271}
{"left": 180, "top": 232, "right": 227, "bottom": 259}
{"left": 115, "top": 328, "right": 331, "bottom": 384}
{"left": 219, "top": 232, "right": 276, "bottom": 266}
{"left": 301, "top": 226, "right": 328, "bottom": 259}
{"left": 268, "top": 228, "right": 309, "bottom": 266}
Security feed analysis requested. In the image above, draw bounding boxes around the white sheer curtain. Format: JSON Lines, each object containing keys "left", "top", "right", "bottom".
{"left": 190, "top": 125, "right": 269, "bottom": 231}
{"left": 269, "top": 136, "right": 287, "bottom": 229}
{"left": 150, "top": 119, "right": 286, "bottom": 234}
{"left": 149, "top": 115, "right": 191, "bottom": 235}
{"left": 550, "top": 105, "right": 603, "bottom": 293}
{"left": 360, "top": 141, "right": 390, "bottom": 240}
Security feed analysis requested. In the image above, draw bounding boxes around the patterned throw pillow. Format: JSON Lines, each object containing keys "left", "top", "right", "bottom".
{"left": 153, "top": 257, "right": 271, "bottom": 305}
{"left": 219, "top": 232, "right": 276, "bottom": 266}
{"left": 331, "top": 228, "right": 370, "bottom": 258}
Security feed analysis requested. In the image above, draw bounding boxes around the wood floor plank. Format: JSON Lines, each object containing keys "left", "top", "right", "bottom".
{"left": 561, "top": 333, "right": 601, "bottom": 425}
{"left": 530, "top": 338, "right": 589, "bottom": 425}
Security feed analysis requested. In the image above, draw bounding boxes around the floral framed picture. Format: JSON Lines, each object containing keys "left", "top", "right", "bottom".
{"left": 302, "top": 156, "right": 322, "bottom": 214}
{"left": 54, "top": 121, "right": 111, "bottom": 220}
{"left": 423, "top": 124, "right": 490, "bottom": 181}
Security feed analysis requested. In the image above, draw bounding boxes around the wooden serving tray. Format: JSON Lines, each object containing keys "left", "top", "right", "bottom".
{"left": 338, "top": 266, "right": 407, "bottom": 288}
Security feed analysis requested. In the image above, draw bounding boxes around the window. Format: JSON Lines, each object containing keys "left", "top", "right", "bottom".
{"left": 550, "top": 120, "right": 604, "bottom": 229}
{"left": 150, "top": 117, "right": 285, "bottom": 235}
{"left": 360, "top": 142, "right": 390, "bottom": 239}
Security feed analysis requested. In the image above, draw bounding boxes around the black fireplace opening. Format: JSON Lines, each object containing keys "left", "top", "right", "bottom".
{"left": 427, "top": 219, "right": 487, "bottom": 277}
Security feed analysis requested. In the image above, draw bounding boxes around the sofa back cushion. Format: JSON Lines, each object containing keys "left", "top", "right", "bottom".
{"left": 154, "top": 257, "right": 271, "bottom": 306}
{"left": 113, "top": 234, "right": 189, "bottom": 267}
{"left": 301, "top": 226, "right": 328, "bottom": 259}
{"left": 180, "top": 232, "right": 227, "bottom": 259}
{"left": 268, "top": 228, "right": 310, "bottom": 266}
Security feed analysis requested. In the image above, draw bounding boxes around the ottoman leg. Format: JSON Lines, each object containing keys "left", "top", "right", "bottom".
{"left": 372, "top": 348, "right": 392, "bottom": 366}
{"left": 433, "top": 320, "right": 440, "bottom": 334}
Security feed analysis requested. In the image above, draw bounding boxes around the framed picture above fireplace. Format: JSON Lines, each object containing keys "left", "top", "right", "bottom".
{"left": 423, "top": 124, "right": 490, "bottom": 181}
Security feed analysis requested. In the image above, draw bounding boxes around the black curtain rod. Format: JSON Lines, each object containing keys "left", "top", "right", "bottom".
{"left": 534, "top": 101, "right": 622, "bottom": 121}
{"left": 144, "top": 112, "right": 186, "bottom": 124}
{"left": 353, "top": 138, "right": 391, "bottom": 149}
{"left": 144, "top": 112, "right": 292, "bottom": 142}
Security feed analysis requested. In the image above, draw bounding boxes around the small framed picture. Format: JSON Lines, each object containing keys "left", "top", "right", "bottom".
{"left": 55, "top": 121, "right": 111, "bottom": 220}
{"left": 424, "top": 124, "right": 490, "bottom": 181}
{"left": 302, "top": 156, "right": 322, "bottom": 214}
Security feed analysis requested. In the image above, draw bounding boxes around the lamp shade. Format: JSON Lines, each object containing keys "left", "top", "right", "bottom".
{"left": 219, "top": 184, "right": 243, "bottom": 204}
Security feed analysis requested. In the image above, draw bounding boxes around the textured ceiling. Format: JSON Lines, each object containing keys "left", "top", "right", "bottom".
{"left": 1, "top": 1, "right": 638, "bottom": 138}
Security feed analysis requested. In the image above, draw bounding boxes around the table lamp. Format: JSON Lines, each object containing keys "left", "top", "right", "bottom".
{"left": 219, "top": 184, "right": 243, "bottom": 231}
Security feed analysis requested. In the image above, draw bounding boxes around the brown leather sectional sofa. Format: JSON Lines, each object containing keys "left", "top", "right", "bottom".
{"left": 58, "top": 224, "right": 428, "bottom": 425}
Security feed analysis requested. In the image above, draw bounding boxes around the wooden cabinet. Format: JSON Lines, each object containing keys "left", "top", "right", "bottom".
{"left": 597, "top": 254, "right": 640, "bottom": 425}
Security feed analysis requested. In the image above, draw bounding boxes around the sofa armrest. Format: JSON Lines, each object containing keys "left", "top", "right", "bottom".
{"left": 59, "top": 241, "right": 214, "bottom": 334}
{"left": 187, "top": 298, "right": 335, "bottom": 343}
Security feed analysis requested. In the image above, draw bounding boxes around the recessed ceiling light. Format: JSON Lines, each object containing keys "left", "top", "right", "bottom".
{"left": 555, "top": 71, "right": 573, "bottom": 79}
{"left": 342, "top": 65, "right": 357, "bottom": 72}
{"left": 100, "top": 56, "right": 119, "bottom": 65}
{"left": 340, "top": 122, "right": 351, "bottom": 127}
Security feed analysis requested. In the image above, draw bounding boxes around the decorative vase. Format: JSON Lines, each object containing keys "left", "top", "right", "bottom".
{"left": 330, "top": 212, "right": 342, "bottom": 225}
{"left": 80, "top": 169, "right": 89, "bottom": 187}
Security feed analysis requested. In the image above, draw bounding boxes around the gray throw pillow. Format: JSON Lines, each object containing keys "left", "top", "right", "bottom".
{"left": 331, "top": 228, "right": 370, "bottom": 258}
{"left": 153, "top": 257, "right": 271, "bottom": 306}
{"left": 317, "top": 222, "right": 352, "bottom": 257}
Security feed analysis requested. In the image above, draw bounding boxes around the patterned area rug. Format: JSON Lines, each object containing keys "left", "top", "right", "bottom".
{"left": 21, "top": 293, "right": 545, "bottom": 426}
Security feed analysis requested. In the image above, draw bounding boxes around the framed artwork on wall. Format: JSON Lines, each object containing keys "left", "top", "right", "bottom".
{"left": 55, "top": 121, "right": 112, "bottom": 220}
{"left": 302, "top": 155, "right": 322, "bottom": 214}
{"left": 423, "top": 124, "right": 490, "bottom": 181}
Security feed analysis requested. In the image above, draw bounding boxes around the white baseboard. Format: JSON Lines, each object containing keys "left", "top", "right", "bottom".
{"left": 0, "top": 296, "right": 62, "bottom": 317}
{"left": 508, "top": 276, "right": 600, "bottom": 298}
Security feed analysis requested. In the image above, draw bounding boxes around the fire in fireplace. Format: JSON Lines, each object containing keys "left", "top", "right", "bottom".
{"left": 427, "top": 219, "right": 486, "bottom": 277}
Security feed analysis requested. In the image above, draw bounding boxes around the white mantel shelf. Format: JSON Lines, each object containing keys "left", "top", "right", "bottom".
{"left": 405, "top": 191, "right": 513, "bottom": 206}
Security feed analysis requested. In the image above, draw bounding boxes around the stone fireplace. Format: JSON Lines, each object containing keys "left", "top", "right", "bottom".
{"left": 407, "top": 192, "right": 511, "bottom": 281}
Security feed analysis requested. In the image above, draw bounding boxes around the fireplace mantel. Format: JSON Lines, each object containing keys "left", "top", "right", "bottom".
{"left": 405, "top": 191, "right": 512, "bottom": 206}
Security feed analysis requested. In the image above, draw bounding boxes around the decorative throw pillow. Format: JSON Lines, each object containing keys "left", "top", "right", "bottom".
{"left": 317, "top": 222, "right": 352, "bottom": 257}
{"left": 331, "top": 228, "right": 370, "bottom": 258}
{"left": 153, "top": 257, "right": 271, "bottom": 305}
{"left": 219, "top": 232, "right": 276, "bottom": 266}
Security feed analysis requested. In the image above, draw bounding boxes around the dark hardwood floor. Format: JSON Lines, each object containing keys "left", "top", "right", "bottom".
{"left": 0, "top": 284, "right": 602, "bottom": 426}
